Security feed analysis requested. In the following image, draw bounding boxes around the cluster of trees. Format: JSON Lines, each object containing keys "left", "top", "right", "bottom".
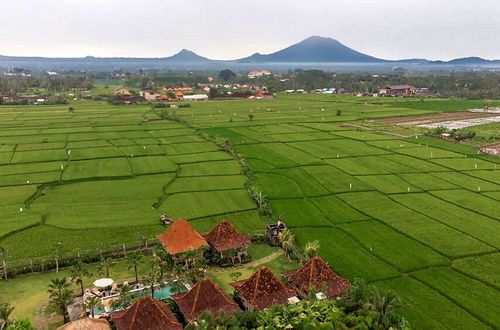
{"left": 0, "top": 76, "right": 93, "bottom": 96}
{"left": 429, "top": 126, "right": 477, "bottom": 140}
{"left": 189, "top": 279, "right": 409, "bottom": 329}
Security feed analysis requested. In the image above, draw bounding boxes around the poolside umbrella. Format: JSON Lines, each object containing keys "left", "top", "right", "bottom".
{"left": 93, "top": 278, "right": 114, "bottom": 288}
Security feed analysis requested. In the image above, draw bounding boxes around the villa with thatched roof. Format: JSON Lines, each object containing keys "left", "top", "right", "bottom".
{"left": 230, "top": 266, "right": 297, "bottom": 310}
{"left": 156, "top": 219, "right": 208, "bottom": 256}
{"left": 171, "top": 278, "right": 241, "bottom": 323}
{"left": 203, "top": 220, "right": 252, "bottom": 263}
{"left": 110, "top": 296, "right": 182, "bottom": 330}
{"left": 283, "top": 256, "right": 351, "bottom": 299}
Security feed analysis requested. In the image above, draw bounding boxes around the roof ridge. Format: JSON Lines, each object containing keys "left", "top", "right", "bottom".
{"left": 151, "top": 297, "right": 181, "bottom": 326}
{"left": 189, "top": 280, "right": 202, "bottom": 319}
{"left": 208, "top": 277, "right": 238, "bottom": 305}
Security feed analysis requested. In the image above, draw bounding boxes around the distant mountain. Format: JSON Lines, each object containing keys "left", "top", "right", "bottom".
{"left": 162, "top": 49, "right": 212, "bottom": 63}
{"left": 430, "top": 57, "right": 500, "bottom": 65}
{"left": 237, "top": 36, "right": 385, "bottom": 63}
{"left": 1, "top": 36, "right": 499, "bottom": 71}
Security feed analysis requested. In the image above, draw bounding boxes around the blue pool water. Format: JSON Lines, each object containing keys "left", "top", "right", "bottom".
{"left": 92, "top": 283, "right": 184, "bottom": 315}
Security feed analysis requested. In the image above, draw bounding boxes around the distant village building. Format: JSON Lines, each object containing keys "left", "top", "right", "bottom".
{"left": 230, "top": 266, "right": 297, "bottom": 310}
{"left": 283, "top": 256, "right": 351, "bottom": 299}
{"left": 379, "top": 85, "right": 414, "bottom": 96}
{"left": 182, "top": 94, "right": 209, "bottom": 101}
{"left": 249, "top": 92, "right": 274, "bottom": 100}
{"left": 114, "top": 87, "right": 132, "bottom": 96}
{"left": 171, "top": 278, "right": 241, "bottom": 323}
{"left": 248, "top": 70, "right": 271, "bottom": 79}
{"left": 110, "top": 296, "right": 182, "bottom": 330}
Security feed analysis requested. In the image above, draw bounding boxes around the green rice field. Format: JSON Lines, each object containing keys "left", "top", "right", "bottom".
{"left": 0, "top": 95, "right": 499, "bottom": 329}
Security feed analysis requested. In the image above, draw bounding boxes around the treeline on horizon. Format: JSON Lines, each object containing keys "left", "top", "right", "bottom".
{"left": 0, "top": 70, "right": 499, "bottom": 99}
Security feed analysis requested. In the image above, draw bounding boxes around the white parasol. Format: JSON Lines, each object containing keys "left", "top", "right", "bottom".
{"left": 93, "top": 278, "right": 114, "bottom": 288}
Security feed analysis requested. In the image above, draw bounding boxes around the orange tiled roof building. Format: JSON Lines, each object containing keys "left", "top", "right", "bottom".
{"left": 156, "top": 219, "right": 208, "bottom": 255}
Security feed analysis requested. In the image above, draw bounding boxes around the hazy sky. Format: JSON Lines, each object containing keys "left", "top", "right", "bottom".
{"left": 1, "top": 0, "right": 499, "bottom": 60}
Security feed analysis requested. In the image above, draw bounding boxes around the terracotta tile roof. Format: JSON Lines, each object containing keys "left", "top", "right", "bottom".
{"left": 171, "top": 278, "right": 241, "bottom": 322}
{"left": 110, "top": 296, "right": 182, "bottom": 330}
{"left": 230, "top": 266, "right": 297, "bottom": 310}
{"left": 156, "top": 219, "right": 209, "bottom": 255}
{"left": 57, "top": 318, "right": 111, "bottom": 330}
{"left": 203, "top": 220, "right": 252, "bottom": 252}
{"left": 283, "top": 257, "right": 351, "bottom": 299}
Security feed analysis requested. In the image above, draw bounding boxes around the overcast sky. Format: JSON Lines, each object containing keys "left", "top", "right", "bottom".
{"left": 1, "top": 0, "right": 499, "bottom": 60}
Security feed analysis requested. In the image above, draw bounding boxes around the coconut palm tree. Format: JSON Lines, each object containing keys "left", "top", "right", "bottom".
{"left": 110, "top": 284, "right": 133, "bottom": 310}
{"left": 97, "top": 257, "right": 116, "bottom": 278}
{"left": 47, "top": 277, "right": 70, "bottom": 298}
{"left": 0, "top": 247, "right": 7, "bottom": 280}
{"left": 48, "top": 288, "right": 73, "bottom": 324}
{"left": 82, "top": 296, "right": 101, "bottom": 318}
{"left": 126, "top": 251, "right": 142, "bottom": 283}
{"left": 303, "top": 240, "right": 320, "bottom": 260}
{"left": 278, "top": 229, "right": 295, "bottom": 260}
{"left": 70, "top": 260, "right": 92, "bottom": 296}
{"left": 53, "top": 242, "right": 63, "bottom": 273}
{"left": 142, "top": 270, "right": 161, "bottom": 299}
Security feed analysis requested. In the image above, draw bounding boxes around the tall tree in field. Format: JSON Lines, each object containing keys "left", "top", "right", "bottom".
{"left": 218, "top": 69, "right": 236, "bottom": 81}
{"left": 126, "top": 251, "right": 143, "bottom": 283}
{"left": 0, "top": 247, "right": 7, "bottom": 280}
{"left": 97, "top": 257, "right": 116, "bottom": 278}
{"left": 47, "top": 277, "right": 70, "bottom": 298}
{"left": 70, "top": 260, "right": 92, "bottom": 296}
{"left": 53, "top": 242, "right": 63, "bottom": 273}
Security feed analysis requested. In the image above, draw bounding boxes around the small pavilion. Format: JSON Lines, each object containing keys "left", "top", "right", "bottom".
{"left": 283, "top": 256, "right": 351, "bottom": 299}
{"left": 171, "top": 278, "right": 241, "bottom": 323}
{"left": 110, "top": 296, "right": 182, "bottom": 330}
{"left": 203, "top": 220, "right": 252, "bottom": 264}
{"left": 230, "top": 266, "right": 297, "bottom": 310}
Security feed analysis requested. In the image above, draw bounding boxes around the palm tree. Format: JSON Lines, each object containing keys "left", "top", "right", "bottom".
{"left": 142, "top": 270, "right": 161, "bottom": 299}
{"left": 97, "top": 257, "right": 116, "bottom": 278}
{"left": 110, "top": 284, "right": 133, "bottom": 310}
{"left": 365, "top": 287, "right": 402, "bottom": 327}
{"left": 278, "top": 229, "right": 295, "bottom": 260}
{"left": 126, "top": 251, "right": 142, "bottom": 283}
{"left": 0, "top": 302, "right": 14, "bottom": 323}
{"left": 83, "top": 296, "right": 101, "bottom": 318}
{"left": 53, "top": 242, "right": 63, "bottom": 273}
{"left": 47, "top": 277, "right": 70, "bottom": 298}
{"left": 48, "top": 288, "right": 73, "bottom": 324}
{"left": 70, "top": 260, "right": 92, "bottom": 296}
{"left": 303, "top": 240, "right": 320, "bottom": 260}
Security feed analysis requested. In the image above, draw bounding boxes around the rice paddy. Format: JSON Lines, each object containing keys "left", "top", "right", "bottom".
{"left": 0, "top": 95, "right": 499, "bottom": 329}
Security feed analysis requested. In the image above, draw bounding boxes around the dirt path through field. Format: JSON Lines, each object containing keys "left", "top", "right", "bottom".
{"left": 210, "top": 250, "right": 284, "bottom": 273}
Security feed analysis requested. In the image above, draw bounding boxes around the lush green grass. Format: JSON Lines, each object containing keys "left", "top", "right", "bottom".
{"left": 411, "top": 267, "right": 500, "bottom": 328}
{"left": 451, "top": 253, "right": 500, "bottom": 289}
{"left": 376, "top": 276, "right": 489, "bottom": 330}
{"left": 338, "top": 221, "right": 449, "bottom": 272}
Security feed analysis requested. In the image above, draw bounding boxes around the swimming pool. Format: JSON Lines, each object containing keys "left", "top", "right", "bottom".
{"left": 92, "top": 282, "right": 186, "bottom": 315}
